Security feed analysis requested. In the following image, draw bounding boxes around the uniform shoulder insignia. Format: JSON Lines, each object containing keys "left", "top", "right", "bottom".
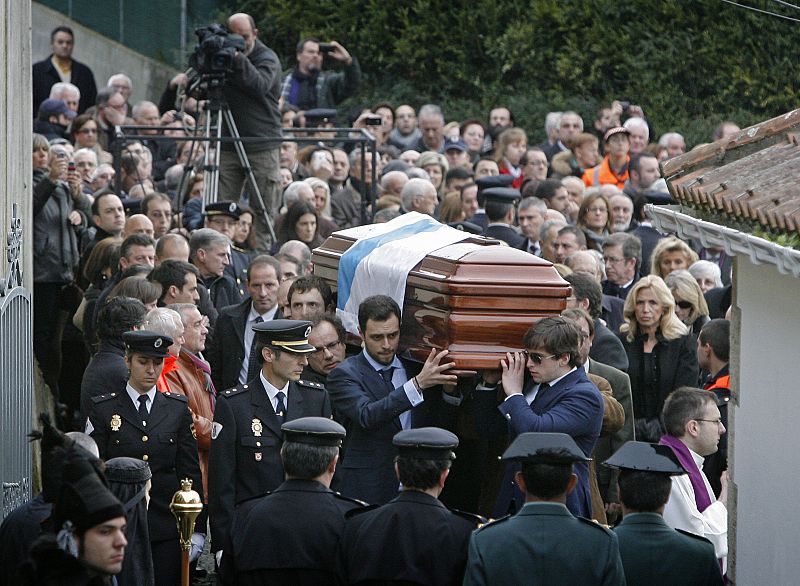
{"left": 220, "top": 385, "right": 249, "bottom": 398}
{"left": 296, "top": 379, "right": 325, "bottom": 390}
{"left": 577, "top": 516, "right": 614, "bottom": 535}
{"left": 163, "top": 391, "right": 188, "bottom": 402}
{"left": 675, "top": 528, "right": 716, "bottom": 545}
{"left": 449, "top": 508, "right": 487, "bottom": 526}
{"left": 344, "top": 504, "right": 379, "bottom": 519}
{"left": 474, "top": 515, "right": 510, "bottom": 531}
{"left": 333, "top": 492, "right": 369, "bottom": 507}
{"left": 91, "top": 393, "right": 118, "bottom": 404}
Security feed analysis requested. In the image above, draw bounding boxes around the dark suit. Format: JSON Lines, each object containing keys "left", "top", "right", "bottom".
{"left": 602, "top": 294, "right": 626, "bottom": 333}
{"left": 340, "top": 490, "right": 480, "bottom": 586}
{"left": 468, "top": 211, "right": 488, "bottom": 231}
{"left": 629, "top": 224, "right": 664, "bottom": 276}
{"left": 591, "top": 319, "right": 629, "bottom": 372}
{"left": 518, "top": 237, "right": 541, "bottom": 256}
{"left": 327, "top": 351, "right": 454, "bottom": 505}
{"left": 225, "top": 246, "right": 251, "bottom": 303}
{"left": 201, "top": 273, "right": 241, "bottom": 312}
{"left": 483, "top": 224, "right": 524, "bottom": 248}
{"left": 226, "top": 479, "right": 364, "bottom": 586}
{"left": 587, "top": 359, "right": 634, "bottom": 504}
{"left": 79, "top": 339, "right": 127, "bottom": 420}
{"left": 205, "top": 299, "right": 280, "bottom": 392}
{"left": 464, "top": 502, "right": 626, "bottom": 586}
{"left": 208, "top": 377, "right": 331, "bottom": 553}
{"left": 88, "top": 389, "right": 203, "bottom": 586}
{"left": 614, "top": 513, "right": 722, "bottom": 585}
{"left": 603, "top": 273, "right": 639, "bottom": 300}
{"left": 497, "top": 368, "right": 603, "bottom": 518}
{"left": 32, "top": 56, "right": 97, "bottom": 116}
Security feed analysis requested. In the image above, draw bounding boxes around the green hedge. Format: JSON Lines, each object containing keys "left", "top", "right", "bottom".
{"left": 237, "top": 0, "right": 800, "bottom": 146}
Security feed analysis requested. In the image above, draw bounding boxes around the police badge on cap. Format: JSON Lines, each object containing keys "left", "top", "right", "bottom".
{"left": 122, "top": 330, "right": 172, "bottom": 358}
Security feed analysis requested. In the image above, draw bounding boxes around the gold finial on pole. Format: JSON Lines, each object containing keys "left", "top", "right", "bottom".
{"left": 170, "top": 478, "right": 203, "bottom": 586}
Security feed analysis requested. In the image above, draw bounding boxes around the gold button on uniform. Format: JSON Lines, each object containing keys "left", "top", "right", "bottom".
{"left": 142, "top": 435, "right": 149, "bottom": 442}
{"left": 143, "top": 454, "right": 149, "bottom": 461}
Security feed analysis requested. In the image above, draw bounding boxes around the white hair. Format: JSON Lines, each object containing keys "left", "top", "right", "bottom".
{"left": 144, "top": 307, "right": 183, "bottom": 340}
{"left": 49, "top": 82, "right": 80, "bottom": 100}
{"left": 107, "top": 73, "right": 133, "bottom": 88}
{"left": 623, "top": 116, "right": 649, "bottom": 140}
{"left": 688, "top": 260, "right": 723, "bottom": 288}
{"left": 418, "top": 104, "right": 444, "bottom": 123}
{"left": 658, "top": 132, "right": 685, "bottom": 147}
{"left": 545, "top": 112, "right": 562, "bottom": 134}
{"left": 132, "top": 100, "right": 158, "bottom": 120}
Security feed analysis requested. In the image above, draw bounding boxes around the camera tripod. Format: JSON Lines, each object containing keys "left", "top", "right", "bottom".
{"left": 197, "top": 77, "right": 276, "bottom": 241}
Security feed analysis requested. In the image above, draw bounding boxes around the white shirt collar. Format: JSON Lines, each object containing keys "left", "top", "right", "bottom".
{"left": 126, "top": 384, "right": 156, "bottom": 411}
{"left": 248, "top": 303, "right": 278, "bottom": 322}
{"left": 259, "top": 370, "right": 288, "bottom": 403}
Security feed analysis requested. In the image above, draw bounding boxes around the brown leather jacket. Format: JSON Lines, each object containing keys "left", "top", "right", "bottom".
{"left": 165, "top": 350, "right": 215, "bottom": 499}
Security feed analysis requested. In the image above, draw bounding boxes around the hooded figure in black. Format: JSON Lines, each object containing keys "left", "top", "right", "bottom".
{"left": 105, "top": 458, "right": 154, "bottom": 586}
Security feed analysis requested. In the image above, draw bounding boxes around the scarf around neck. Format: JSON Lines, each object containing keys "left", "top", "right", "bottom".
{"left": 659, "top": 434, "right": 713, "bottom": 512}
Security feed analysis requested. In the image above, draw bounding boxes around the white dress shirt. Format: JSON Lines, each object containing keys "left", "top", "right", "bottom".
{"left": 259, "top": 371, "right": 289, "bottom": 413}
{"left": 239, "top": 303, "right": 279, "bottom": 384}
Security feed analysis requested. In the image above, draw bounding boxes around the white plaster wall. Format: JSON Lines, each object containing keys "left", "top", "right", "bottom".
{"left": 32, "top": 2, "right": 177, "bottom": 105}
{"left": 730, "top": 260, "right": 800, "bottom": 584}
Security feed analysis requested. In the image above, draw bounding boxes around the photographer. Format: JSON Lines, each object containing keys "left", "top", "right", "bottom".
{"left": 280, "top": 38, "right": 361, "bottom": 111}
{"left": 217, "top": 12, "right": 283, "bottom": 255}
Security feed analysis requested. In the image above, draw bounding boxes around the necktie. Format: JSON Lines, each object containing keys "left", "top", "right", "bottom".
{"left": 275, "top": 391, "right": 287, "bottom": 423}
{"left": 531, "top": 383, "right": 550, "bottom": 410}
{"left": 245, "top": 316, "right": 265, "bottom": 382}
{"left": 379, "top": 367, "right": 395, "bottom": 394}
{"left": 138, "top": 395, "right": 149, "bottom": 423}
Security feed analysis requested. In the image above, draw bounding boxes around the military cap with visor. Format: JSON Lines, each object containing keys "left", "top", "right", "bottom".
{"left": 502, "top": 432, "right": 591, "bottom": 464}
{"left": 122, "top": 330, "right": 173, "bottom": 358}
{"left": 393, "top": 427, "right": 459, "bottom": 460}
{"left": 253, "top": 319, "right": 316, "bottom": 353}
{"left": 282, "top": 417, "right": 347, "bottom": 447}
{"left": 204, "top": 200, "right": 241, "bottom": 219}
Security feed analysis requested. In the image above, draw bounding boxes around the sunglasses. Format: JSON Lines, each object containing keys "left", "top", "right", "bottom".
{"left": 675, "top": 300, "right": 693, "bottom": 310}
{"left": 525, "top": 351, "right": 556, "bottom": 364}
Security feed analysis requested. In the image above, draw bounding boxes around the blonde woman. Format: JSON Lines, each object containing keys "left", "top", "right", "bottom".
{"left": 665, "top": 269, "right": 710, "bottom": 336}
{"left": 619, "top": 275, "right": 699, "bottom": 441}
{"left": 416, "top": 151, "right": 449, "bottom": 199}
{"left": 649, "top": 236, "right": 699, "bottom": 279}
{"left": 303, "top": 177, "right": 338, "bottom": 238}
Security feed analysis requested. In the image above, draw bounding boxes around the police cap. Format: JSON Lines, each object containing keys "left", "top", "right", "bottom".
{"left": 204, "top": 200, "right": 241, "bottom": 220}
{"left": 282, "top": 417, "right": 346, "bottom": 447}
{"left": 502, "top": 432, "right": 590, "bottom": 463}
{"left": 393, "top": 427, "right": 459, "bottom": 460}
{"left": 603, "top": 441, "right": 686, "bottom": 475}
{"left": 253, "top": 319, "right": 315, "bottom": 353}
{"left": 475, "top": 174, "right": 514, "bottom": 193}
{"left": 304, "top": 108, "right": 338, "bottom": 127}
{"left": 122, "top": 330, "right": 173, "bottom": 358}
{"left": 448, "top": 221, "right": 483, "bottom": 235}
{"left": 482, "top": 187, "right": 521, "bottom": 205}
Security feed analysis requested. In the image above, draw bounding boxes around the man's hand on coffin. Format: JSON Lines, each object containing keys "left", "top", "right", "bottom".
{"left": 500, "top": 351, "right": 526, "bottom": 396}
{"left": 415, "top": 349, "right": 458, "bottom": 390}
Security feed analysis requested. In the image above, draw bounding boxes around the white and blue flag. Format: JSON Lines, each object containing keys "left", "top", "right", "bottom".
{"left": 336, "top": 212, "right": 472, "bottom": 334}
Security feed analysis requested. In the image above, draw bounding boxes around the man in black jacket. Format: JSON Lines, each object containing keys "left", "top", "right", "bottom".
{"left": 219, "top": 13, "right": 283, "bottom": 254}
{"left": 32, "top": 26, "right": 97, "bottom": 116}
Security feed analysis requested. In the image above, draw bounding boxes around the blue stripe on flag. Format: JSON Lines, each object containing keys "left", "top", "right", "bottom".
{"left": 337, "top": 217, "right": 442, "bottom": 310}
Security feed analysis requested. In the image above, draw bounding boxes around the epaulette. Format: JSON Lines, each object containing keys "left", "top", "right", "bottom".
{"left": 474, "top": 515, "right": 510, "bottom": 531}
{"left": 91, "top": 392, "right": 120, "bottom": 404}
{"left": 231, "top": 244, "right": 247, "bottom": 254}
{"left": 344, "top": 504, "right": 380, "bottom": 519}
{"left": 577, "top": 516, "right": 614, "bottom": 535}
{"left": 333, "top": 491, "right": 369, "bottom": 507}
{"left": 236, "top": 491, "right": 272, "bottom": 507}
{"left": 163, "top": 391, "right": 187, "bottom": 402}
{"left": 219, "top": 385, "right": 250, "bottom": 398}
{"left": 676, "top": 528, "right": 716, "bottom": 546}
{"left": 450, "top": 508, "right": 487, "bottom": 526}
{"left": 296, "top": 379, "right": 325, "bottom": 391}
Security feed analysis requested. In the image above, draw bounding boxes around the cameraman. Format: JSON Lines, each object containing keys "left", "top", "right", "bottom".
{"left": 280, "top": 38, "right": 361, "bottom": 110}
{"left": 220, "top": 13, "right": 283, "bottom": 255}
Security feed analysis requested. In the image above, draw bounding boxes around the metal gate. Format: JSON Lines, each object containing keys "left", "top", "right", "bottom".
{"left": 0, "top": 204, "right": 33, "bottom": 521}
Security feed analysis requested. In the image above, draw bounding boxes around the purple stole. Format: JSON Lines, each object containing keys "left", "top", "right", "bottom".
{"left": 659, "top": 435, "right": 712, "bottom": 512}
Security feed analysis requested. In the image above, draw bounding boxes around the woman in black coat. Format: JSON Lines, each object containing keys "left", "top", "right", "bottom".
{"left": 618, "top": 275, "right": 699, "bottom": 442}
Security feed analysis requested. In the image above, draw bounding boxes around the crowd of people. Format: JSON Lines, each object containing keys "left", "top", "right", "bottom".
{"left": 11, "top": 11, "right": 738, "bottom": 585}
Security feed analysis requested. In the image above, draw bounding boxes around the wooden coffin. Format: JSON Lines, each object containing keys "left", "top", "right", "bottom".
{"left": 312, "top": 227, "right": 571, "bottom": 373}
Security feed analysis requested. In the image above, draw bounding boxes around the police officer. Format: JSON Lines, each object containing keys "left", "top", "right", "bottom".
{"left": 339, "top": 427, "right": 483, "bottom": 586}
{"left": 606, "top": 441, "right": 723, "bottom": 586}
{"left": 204, "top": 200, "right": 250, "bottom": 301}
{"left": 463, "top": 432, "right": 626, "bottom": 586}
{"left": 224, "top": 417, "right": 365, "bottom": 585}
{"left": 209, "top": 320, "right": 331, "bottom": 563}
{"left": 470, "top": 174, "right": 515, "bottom": 230}
{"left": 86, "top": 330, "right": 204, "bottom": 586}
{"left": 481, "top": 187, "right": 524, "bottom": 248}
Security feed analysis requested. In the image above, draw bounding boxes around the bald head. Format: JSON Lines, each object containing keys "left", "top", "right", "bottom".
{"left": 227, "top": 13, "right": 258, "bottom": 54}
{"left": 566, "top": 250, "right": 602, "bottom": 282}
{"left": 124, "top": 214, "right": 155, "bottom": 239}
{"left": 156, "top": 233, "right": 190, "bottom": 263}
{"left": 381, "top": 171, "right": 409, "bottom": 197}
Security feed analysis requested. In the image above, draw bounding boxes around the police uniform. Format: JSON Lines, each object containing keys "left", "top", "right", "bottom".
{"left": 339, "top": 428, "right": 484, "bottom": 586}
{"left": 225, "top": 417, "right": 365, "bottom": 586}
{"left": 208, "top": 320, "right": 332, "bottom": 556}
{"left": 606, "top": 442, "right": 723, "bottom": 586}
{"left": 470, "top": 174, "right": 515, "bottom": 229}
{"left": 481, "top": 187, "right": 525, "bottom": 248}
{"left": 86, "top": 331, "right": 204, "bottom": 586}
{"left": 463, "top": 433, "right": 626, "bottom": 586}
{"left": 205, "top": 201, "right": 250, "bottom": 301}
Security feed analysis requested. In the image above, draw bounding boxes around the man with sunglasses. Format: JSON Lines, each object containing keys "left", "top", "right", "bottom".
{"left": 496, "top": 316, "right": 604, "bottom": 518}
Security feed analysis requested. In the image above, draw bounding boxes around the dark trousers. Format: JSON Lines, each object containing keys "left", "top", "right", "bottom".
{"left": 33, "top": 282, "right": 67, "bottom": 398}
{"left": 151, "top": 539, "right": 181, "bottom": 586}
